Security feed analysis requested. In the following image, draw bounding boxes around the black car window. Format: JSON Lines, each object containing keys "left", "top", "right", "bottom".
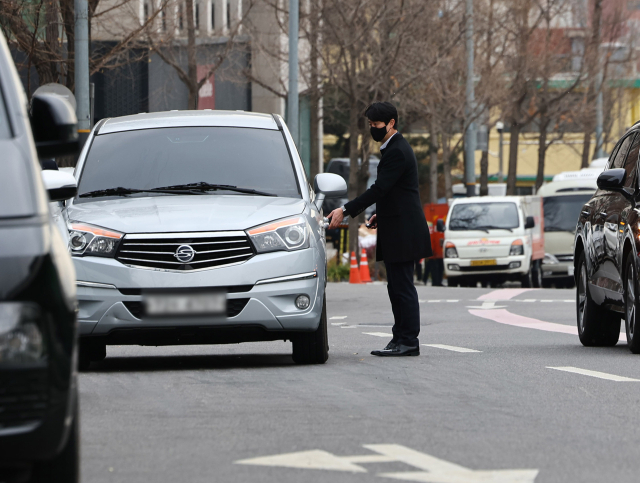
{"left": 77, "top": 127, "right": 301, "bottom": 200}
{"left": 623, "top": 133, "right": 640, "bottom": 189}
{"left": 612, "top": 134, "right": 634, "bottom": 169}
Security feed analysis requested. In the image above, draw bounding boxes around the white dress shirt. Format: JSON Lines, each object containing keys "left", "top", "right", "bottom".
{"left": 380, "top": 132, "right": 397, "bottom": 150}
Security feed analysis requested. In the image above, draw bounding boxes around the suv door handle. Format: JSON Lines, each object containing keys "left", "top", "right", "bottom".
{"left": 581, "top": 210, "right": 590, "bottom": 217}
{"left": 597, "top": 212, "right": 607, "bottom": 219}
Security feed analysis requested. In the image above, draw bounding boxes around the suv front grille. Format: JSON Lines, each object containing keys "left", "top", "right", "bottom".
{"left": 0, "top": 370, "right": 48, "bottom": 429}
{"left": 116, "top": 231, "right": 254, "bottom": 271}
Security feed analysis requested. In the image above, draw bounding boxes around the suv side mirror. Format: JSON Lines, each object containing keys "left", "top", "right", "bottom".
{"left": 436, "top": 219, "right": 445, "bottom": 232}
{"left": 525, "top": 216, "right": 535, "bottom": 229}
{"left": 42, "top": 170, "right": 77, "bottom": 201}
{"left": 314, "top": 173, "right": 348, "bottom": 209}
{"left": 597, "top": 168, "right": 626, "bottom": 192}
{"left": 30, "top": 94, "right": 79, "bottom": 158}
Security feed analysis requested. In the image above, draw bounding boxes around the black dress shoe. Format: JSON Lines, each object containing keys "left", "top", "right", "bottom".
{"left": 383, "top": 341, "right": 398, "bottom": 351}
{"left": 371, "top": 344, "right": 420, "bottom": 357}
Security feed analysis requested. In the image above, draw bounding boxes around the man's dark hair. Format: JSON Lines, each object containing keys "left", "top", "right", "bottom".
{"left": 364, "top": 102, "right": 398, "bottom": 127}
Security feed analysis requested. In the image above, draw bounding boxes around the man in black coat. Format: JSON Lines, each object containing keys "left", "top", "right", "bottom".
{"left": 327, "top": 102, "right": 432, "bottom": 356}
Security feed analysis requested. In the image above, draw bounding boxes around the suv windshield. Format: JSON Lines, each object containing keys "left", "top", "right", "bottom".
{"left": 76, "top": 127, "right": 300, "bottom": 201}
{"left": 543, "top": 194, "right": 592, "bottom": 232}
{"left": 449, "top": 202, "right": 519, "bottom": 231}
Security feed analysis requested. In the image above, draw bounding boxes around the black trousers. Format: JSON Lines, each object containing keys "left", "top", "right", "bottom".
{"left": 386, "top": 260, "right": 420, "bottom": 347}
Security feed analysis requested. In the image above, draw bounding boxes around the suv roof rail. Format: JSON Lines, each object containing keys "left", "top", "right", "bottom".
{"left": 93, "top": 118, "right": 109, "bottom": 135}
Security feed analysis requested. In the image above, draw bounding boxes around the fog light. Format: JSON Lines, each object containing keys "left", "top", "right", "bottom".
{"left": 509, "top": 262, "right": 521, "bottom": 269}
{"left": 448, "top": 264, "right": 460, "bottom": 271}
{"left": 295, "top": 295, "right": 311, "bottom": 310}
{"left": 0, "top": 302, "right": 43, "bottom": 364}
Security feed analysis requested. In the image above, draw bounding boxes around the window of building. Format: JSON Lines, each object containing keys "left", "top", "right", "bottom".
{"left": 226, "top": 1, "right": 230, "bottom": 28}
{"left": 162, "top": 10, "right": 166, "bottom": 31}
{"left": 195, "top": 2, "right": 200, "bottom": 29}
{"left": 179, "top": 3, "right": 184, "bottom": 29}
{"left": 211, "top": 1, "right": 215, "bottom": 30}
{"left": 143, "top": 1, "right": 149, "bottom": 21}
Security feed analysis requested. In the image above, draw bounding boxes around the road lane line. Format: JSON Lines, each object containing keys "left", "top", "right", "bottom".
{"left": 340, "top": 455, "right": 395, "bottom": 463}
{"left": 330, "top": 316, "right": 348, "bottom": 320}
{"left": 331, "top": 322, "right": 346, "bottom": 326}
{"left": 363, "top": 444, "right": 470, "bottom": 473}
{"left": 446, "top": 300, "right": 459, "bottom": 303}
{"left": 547, "top": 366, "right": 640, "bottom": 382}
{"left": 477, "top": 288, "right": 535, "bottom": 301}
{"left": 422, "top": 344, "right": 482, "bottom": 353}
{"left": 363, "top": 332, "right": 393, "bottom": 338}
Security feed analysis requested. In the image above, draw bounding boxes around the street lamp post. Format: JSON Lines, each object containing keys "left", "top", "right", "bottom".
{"left": 464, "top": 0, "right": 476, "bottom": 197}
{"left": 496, "top": 121, "right": 504, "bottom": 183}
{"left": 74, "top": 0, "right": 90, "bottom": 146}
{"left": 287, "top": 0, "right": 299, "bottom": 147}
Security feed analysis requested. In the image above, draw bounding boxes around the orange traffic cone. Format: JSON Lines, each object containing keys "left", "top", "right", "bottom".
{"left": 360, "top": 248, "right": 372, "bottom": 283}
{"left": 349, "top": 251, "right": 362, "bottom": 284}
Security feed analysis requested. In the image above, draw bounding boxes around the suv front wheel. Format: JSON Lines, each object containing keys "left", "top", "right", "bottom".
{"left": 576, "top": 252, "right": 620, "bottom": 347}
{"left": 624, "top": 254, "right": 640, "bottom": 353}
{"left": 292, "top": 296, "right": 328, "bottom": 364}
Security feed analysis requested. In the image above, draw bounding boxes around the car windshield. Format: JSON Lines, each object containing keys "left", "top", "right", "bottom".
{"left": 543, "top": 194, "right": 592, "bottom": 232}
{"left": 449, "top": 202, "right": 519, "bottom": 231}
{"left": 76, "top": 127, "right": 300, "bottom": 202}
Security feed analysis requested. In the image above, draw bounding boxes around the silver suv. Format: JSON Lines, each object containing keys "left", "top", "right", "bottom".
{"left": 64, "top": 111, "right": 346, "bottom": 367}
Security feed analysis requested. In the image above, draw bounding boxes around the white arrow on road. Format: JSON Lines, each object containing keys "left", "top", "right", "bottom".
{"left": 235, "top": 444, "right": 538, "bottom": 482}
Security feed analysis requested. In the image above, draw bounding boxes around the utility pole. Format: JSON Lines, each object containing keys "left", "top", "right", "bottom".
{"left": 496, "top": 121, "right": 504, "bottom": 183}
{"left": 595, "top": 69, "right": 604, "bottom": 159}
{"left": 287, "top": 0, "right": 299, "bottom": 146}
{"left": 75, "top": 0, "right": 90, "bottom": 147}
{"left": 464, "top": 0, "right": 476, "bottom": 197}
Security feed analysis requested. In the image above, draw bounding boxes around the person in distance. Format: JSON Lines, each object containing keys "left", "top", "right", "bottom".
{"left": 327, "top": 102, "right": 432, "bottom": 357}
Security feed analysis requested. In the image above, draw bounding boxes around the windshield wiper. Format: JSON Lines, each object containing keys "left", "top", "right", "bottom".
{"left": 79, "top": 186, "right": 203, "bottom": 198}
{"left": 154, "top": 182, "right": 277, "bottom": 197}
{"left": 473, "top": 225, "right": 514, "bottom": 232}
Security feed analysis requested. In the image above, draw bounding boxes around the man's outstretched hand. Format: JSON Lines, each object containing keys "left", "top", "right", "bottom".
{"left": 367, "top": 214, "right": 377, "bottom": 229}
{"left": 327, "top": 208, "right": 344, "bottom": 229}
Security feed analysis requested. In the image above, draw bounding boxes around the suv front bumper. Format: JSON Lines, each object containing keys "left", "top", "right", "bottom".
{"left": 74, "top": 247, "right": 325, "bottom": 339}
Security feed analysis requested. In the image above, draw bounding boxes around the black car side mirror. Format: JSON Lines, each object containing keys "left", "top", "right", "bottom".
{"left": 30, "top": 94, "right": 79, "bottom": 158}
{"left": 597, "top": 168, "right": 626, "bottom": 192}
{"left": 436, "top": 219, "right": 445, "bottom": 232}
{"left": 525, "top": 216, "right": 535, "bottom": 229}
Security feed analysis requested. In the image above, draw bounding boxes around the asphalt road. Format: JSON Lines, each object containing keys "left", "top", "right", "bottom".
{"left": 79, "top": 284, "right": 640, "bottom": 483}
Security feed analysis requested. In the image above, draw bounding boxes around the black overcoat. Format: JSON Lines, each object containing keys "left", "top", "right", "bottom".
{"left": 344, "top": 133, "right": 432, "bottom": 263}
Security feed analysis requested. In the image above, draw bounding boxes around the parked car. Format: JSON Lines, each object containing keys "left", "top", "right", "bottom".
{"left": 440, "top": 196, "right": 544, "bottom": 287}
{"left": 574, "top": 123, "right": 640, "bottom": 352}
{"left": 537, "top": 174, "right": 599, "bottom": 288}
{"left": 61, "top": 110, "right": 346, "bottom": 368}
{"left": 0, "top": 32, "right": 80, "bottom": 482}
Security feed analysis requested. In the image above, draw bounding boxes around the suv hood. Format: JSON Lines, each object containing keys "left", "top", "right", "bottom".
{"left": 66, "top": 195, "right": 306, "bottom": 234}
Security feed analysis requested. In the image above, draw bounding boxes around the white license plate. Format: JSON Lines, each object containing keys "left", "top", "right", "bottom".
{"left": 143, "top": 292, "right": 226, "bottom": 317}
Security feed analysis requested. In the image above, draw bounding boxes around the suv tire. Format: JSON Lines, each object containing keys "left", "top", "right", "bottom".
{"left": 531, "top": 260, "right": 542, "bottom": 288}
{"left": 29, "top": 389, "right": 79, "bottom": 483}
{"left": 79, "top": 338, "right": 107, "bottom": 370}
{"left": 520, "top": 264, "right": 533, "bottom": 288}
{"left": 292, "top": 296, "right": 328, "bottom": 364}
{"left": 577, "top": 252, "right": 620, "bottom": 347}
{"left": 624, "top": 254, "right": 640, "bottom": 353}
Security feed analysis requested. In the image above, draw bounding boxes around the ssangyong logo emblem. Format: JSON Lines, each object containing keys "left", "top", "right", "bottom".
{"left": 174, "top": 245, "right": 196, "bottom": 263}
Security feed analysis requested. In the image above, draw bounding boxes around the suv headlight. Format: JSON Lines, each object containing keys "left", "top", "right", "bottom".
{"left": 68, "top": 222, "right": 123, "bottom": 257}
{"left": 247, "top": 216, "right": 310, "bottom": 253}
{"left": 444, "top": 241, "right": 458, "bottom": 258}
{"left": 0, "top": 302, "right": 44, "bottom": 364}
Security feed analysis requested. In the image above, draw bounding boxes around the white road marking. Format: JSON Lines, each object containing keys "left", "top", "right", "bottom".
{"left": 236, "top": 444, "right": 539, "bottom": 482}
{"left": 547, "top": 366, "right": 640, "bottom": 382}
{"left": 235, "top": 450, "right": 367, "bottom": 473}
{"left": 446, "top": 300, "right": 459, "bottom": 303}
{"left": 466, "top": 301, "right": 506, "bottom": 310}
{"left": 522, "top": 299, "right": 536, "bottom": 302}
{"left": 363, "top": 332, "right": 393, "bottom": 338}
{"left": 422, "top": 344, "right": 482, "bottom": 353}
{"left": 330, "top": 316, "right": 348, "bottom": 320}
{"left": 477, "top": 288, "right": 536, "bottom": 301}
{"left": 331, "top": 322, "right": 346, "bottom": 326}
{"left": 541, "top": 300, "right": 553, "bottom": 303}
{"left": 564, "top": 300, "right": 573, "bottom": 302}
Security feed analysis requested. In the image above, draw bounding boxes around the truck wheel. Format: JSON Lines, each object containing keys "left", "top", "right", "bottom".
{"left": 577, "top": 252, "right": 620, "bottom": 347}
{"left": 29, "top": 389, "right": 79, "bottom": 483}
{"left": 520, "top": 266, "right": 533, "bottom": 288}
{"left": 292, "top": 296, "right": 328, "bottom": 364}
{"left": 624, "top": 255, "right": 640, "bottom": 353}
{"left": 531, "top": 260, "right": 542, "bottom": 288}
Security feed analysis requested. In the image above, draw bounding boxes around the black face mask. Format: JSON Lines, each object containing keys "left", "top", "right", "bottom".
{"left": 370, "top": 123, "right": 389, "bottom": 142}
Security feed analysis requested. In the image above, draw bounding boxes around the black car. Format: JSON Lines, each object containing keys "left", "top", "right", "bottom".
{"left": 574, "top": 122, "right": 640, "bottom": 353}
{"left": 0, "top": 32, "right": 80, "bottom": 482}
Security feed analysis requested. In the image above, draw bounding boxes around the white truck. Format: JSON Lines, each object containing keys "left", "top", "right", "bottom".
{"left": 438, "top": 196, "right": 545, "bottom": 287}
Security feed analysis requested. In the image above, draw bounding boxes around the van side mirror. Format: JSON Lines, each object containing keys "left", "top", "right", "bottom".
{"left": 597, "top": 168, "right": 626, "bottom": 192}
{"left": 314, "top": 173, "right": 348, "bottom": 210}
{"left": 436, "top": 219, "right": 445, "bottom": 232}
{"left": 525, "top": 216, "right": 535, "bottom": 229}
{"left": 42, "top": 170, "right": 77, "bottom": 201}
{"left": 30, "top": 94, "right": 79, "bottom": 158}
